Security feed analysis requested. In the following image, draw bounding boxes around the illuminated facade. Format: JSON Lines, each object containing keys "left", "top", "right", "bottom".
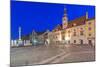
{"left": 11, "top": 6, "right": 95, "bottom": 47}
{"left": 48, "top": 7, "right": 95, "bottom": 46}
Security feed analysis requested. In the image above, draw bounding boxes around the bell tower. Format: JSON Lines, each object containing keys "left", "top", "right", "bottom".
{"left": 62, "top": 6, "right": 68, "bottom": 29}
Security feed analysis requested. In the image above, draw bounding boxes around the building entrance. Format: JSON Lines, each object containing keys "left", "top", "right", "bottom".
{"left": 80, "top": 40, "right": 83, "bottom": 45}
{"left": 88, "top": 40, "right": 92, "bottom": 46}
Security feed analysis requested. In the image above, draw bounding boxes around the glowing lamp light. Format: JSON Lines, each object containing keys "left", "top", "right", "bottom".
{"left": 33, "top": 40, "right": 37, "bottom": 43}
{"left": 65, "top": 36, "right": 70, "bottom": 40}
{"left": 59, "top": 37, "right": 62, "bottom": 41}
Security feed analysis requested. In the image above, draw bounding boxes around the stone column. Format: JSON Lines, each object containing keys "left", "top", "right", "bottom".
{"left": 19, "top": 27, "right": 21, "bottom": 40}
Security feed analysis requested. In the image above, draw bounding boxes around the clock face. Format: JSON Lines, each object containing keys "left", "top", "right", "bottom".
{"left": 63, "top": 18, "right": 66, "bottom": 20}
{"left": 63, "top": 26, "right": 67, "bottom": 29}
{"left": 63, "top": 17, "right": 67, "bottom": 20}
{"left": 63, "top": 23, "right": 67, "bottom": 29}
{"left": 64, "top": 23, "right": 67, "bottom": 25}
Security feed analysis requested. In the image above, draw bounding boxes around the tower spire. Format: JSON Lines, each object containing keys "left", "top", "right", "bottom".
{"left": 62, "top": 5, "right": 68, "bottom": 29}
{"left": 64, "top": 5, "right": 67, "bottom": 17}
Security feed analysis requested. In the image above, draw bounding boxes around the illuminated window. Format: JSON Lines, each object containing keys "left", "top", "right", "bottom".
{"left": 80, "top": 28, "right": 84, "bottom": 35}
{"left": 61, "top": 31, "right": 66, "bottom": 35}
{"left": 80, "top": 31, "right": 84, "bottom": 35}
{"left": 73, "top": 29, "right": 76, "bottom": 36}
{"left": 73, "top": 32, "right": 76, "bottom": 36}
{"left": 68, "top": 34, "right": 70, "bottom": 37}
{"left": 89, "top": 34, "right": 91, "bottom": 36}
{"left": 73, "top": 23, "right": 76, "bottom": 26}
{"left": 68, "top": 30, "right": 70, "bottom": 33}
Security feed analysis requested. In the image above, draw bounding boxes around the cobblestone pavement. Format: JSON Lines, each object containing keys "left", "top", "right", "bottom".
{"left": 10, "top": 44, "right": 95, "bottom": 67}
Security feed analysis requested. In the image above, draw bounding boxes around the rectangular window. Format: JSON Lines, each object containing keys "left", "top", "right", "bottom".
{"left": 80, "top": 39, "right": 83, "bottom": 44}
{"left": 89, "top": 34, "right": 91, "bottom": 36}
{"left": 62, "top": 35, "right": 65, "bottom": 40}
{"left": 80, "top": 31, "right": 84, "bottom": 35}
{"left": 73, "top": 32, "right": 76, "bottom": 36}
{"left": 74, "top": 40, "right": 76, "bottom": 43}
{"left": 68, "top": 40, "right": 70, "bottom": 44}
{"left": 68, "top": 34, "right": 70, "bottom": 37}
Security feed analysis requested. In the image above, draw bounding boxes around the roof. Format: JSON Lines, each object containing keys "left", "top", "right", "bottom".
{"left": 36, "top": 31, "right": 46, "bottom": 35}
{"left": 87, "top": 17, "right": 95, "bottom": 21}
{"left": 21, "top": 34, "right": 30, "bottom": 40}
{"left": 53, "top": 15, "right": 86, "bottom": 31}
{"left": 67, "top": 16, "right": 86, "bottom": 28}
{"left": 21, "top": 31, "right": 46, "bottom": 40}
{"left": 53, "top": 24, "right": 62, "bottom": 32}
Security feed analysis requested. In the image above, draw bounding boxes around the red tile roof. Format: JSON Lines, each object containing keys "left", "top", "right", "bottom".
{"left": 67, "top": 16, "right": 86, "bottom": 28}
{"left": 53, "top": 16, "right": 86, "bottom": 31}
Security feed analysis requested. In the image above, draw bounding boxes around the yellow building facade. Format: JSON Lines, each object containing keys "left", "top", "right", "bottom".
{"left": 48, "top": 7, "right": 95, "bottom": 46}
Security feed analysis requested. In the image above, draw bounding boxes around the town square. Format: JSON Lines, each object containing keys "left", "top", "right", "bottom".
{"left": 10, "top": 1, "right": 95, "bottom": 67}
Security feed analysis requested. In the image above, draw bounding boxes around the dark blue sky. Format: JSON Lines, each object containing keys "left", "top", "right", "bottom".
{"left": 11, "top": 1, "right": 95, "bottom": 40}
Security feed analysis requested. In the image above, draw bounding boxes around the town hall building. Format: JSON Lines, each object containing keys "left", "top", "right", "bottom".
{"left": 48, "top": 6, "right": 95, "bottom": 46}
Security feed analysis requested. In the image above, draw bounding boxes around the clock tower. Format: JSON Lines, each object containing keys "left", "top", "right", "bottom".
{"left": 62, "top": 6, "right": 68, "bottom": 29}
